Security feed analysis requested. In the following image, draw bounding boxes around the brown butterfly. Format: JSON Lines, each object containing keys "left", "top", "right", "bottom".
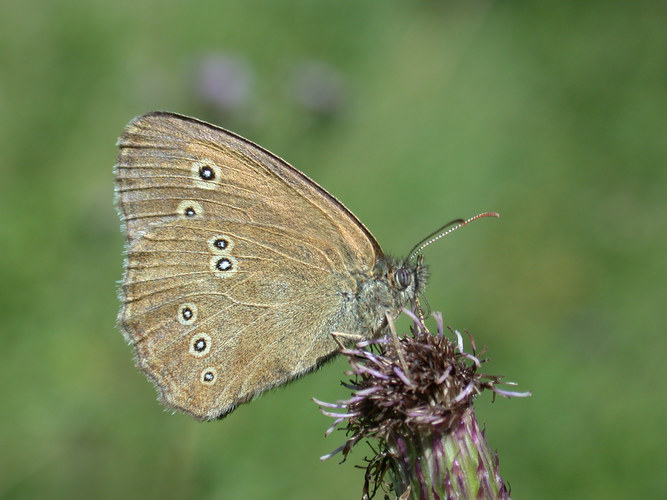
{"left": 115, "top": 112, "right": 433, "bottom": 420}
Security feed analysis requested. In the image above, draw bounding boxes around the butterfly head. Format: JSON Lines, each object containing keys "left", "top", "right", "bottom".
{"left": 371, "top": 255, "right": 428, "bottom": 316}
{"left": 391, "top": 255, "right": 428, "bottom": 302}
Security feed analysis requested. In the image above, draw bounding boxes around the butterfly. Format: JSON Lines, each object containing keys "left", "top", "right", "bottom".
{"left": 114, "top": 112, "right": 433, "bottom": 420}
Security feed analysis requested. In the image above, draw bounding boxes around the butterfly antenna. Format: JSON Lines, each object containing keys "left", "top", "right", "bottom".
{"left": 407, "top": 212, "right": 499, "bottom": 262}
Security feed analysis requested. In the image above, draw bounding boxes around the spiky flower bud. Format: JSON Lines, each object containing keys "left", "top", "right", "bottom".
{"left": 316, "top": 308, "right": 530, "bottom": 499}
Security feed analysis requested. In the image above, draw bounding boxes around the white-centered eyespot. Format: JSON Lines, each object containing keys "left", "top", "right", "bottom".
{"left": 189, "top": 333, "right": 212, "bottom": 357}
{"left": 178, "top": 303, "right": 198, "bottom": 325}
{"left": 208, "top": 234, "right": 234, "bottom": 253}
{"left": 200, "top": 367, "right": 218, "bottom": 385}
{"left": 210, "top": 255, "right": 238, "bottom": 278}
{"left": 177, "top": 200, "right": 203, "bottom": 219}
{"left": 192, "top": 159, "right": 222, "bottom": 190}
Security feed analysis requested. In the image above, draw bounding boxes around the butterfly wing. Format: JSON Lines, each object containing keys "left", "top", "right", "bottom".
{"left": 115, "top": 112, "right": 381, "bottom": 420}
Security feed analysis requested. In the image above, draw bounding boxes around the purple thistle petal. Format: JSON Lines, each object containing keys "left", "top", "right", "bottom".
{"left": 312, "top": 398, "right": 345, "bottom": 408}
{"left": 433, "top": 311, "right": 445, "bottom": 337}
{"left": 319, "top": 443, "right": 346, "bottom": 461}
{"left": 453, "top": 383, "right": 475, "bottom": 403}
{"left": 451, "top": 328, "right": 464, "bottom": 352}
{"left": 401, "top": 307, "right": 420, "bottom": 325}
{"left": 356, "top": 365, "right": 390, "bottom": 380}
{"left": 319, "top": 410, "right": 359, "bottom": 419}
{"left": 325, "top": 418, "right": 345, "bottom": 436}
{"left": 393, "top": 366, "right": 416, "bottom": 388}
{"left": 493, "top": 388, "right": 533, "bottom": 398}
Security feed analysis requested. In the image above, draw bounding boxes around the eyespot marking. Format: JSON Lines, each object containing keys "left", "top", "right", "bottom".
{"left": 189, "top": 333, "right": 212, "bottom": 357}
{"left": 178, "top": 303, "right": 198, "bottom": 325}
{"left": 192, "top": 160, "right": 222, "bottom": 190}
{"left": 177, "top": 200, "right": 203, "bottom": 219}
{"left": 210, "top": 255, "right": 238, "bottom": 278}
{"left": 208, "top": 235, "right": 234, "bottom": 253}
{"left": 201, "top": 367, "right": 218, "bottom": 385}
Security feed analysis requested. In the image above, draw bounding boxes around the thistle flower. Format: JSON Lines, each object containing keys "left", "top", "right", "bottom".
{"left": 315, "top": 308, "right": 530, "bottom": 499}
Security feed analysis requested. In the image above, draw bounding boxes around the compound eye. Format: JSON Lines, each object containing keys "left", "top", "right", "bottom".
{"left": 396, "top": 268, "right": 412, "bottom": 289}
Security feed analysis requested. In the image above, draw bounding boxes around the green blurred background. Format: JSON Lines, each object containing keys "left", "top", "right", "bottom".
{"left": 1, "top": 1, "right": 664, "bottom": 498}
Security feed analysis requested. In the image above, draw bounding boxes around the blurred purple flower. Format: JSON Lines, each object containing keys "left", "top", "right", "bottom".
{"left": 194, "top": 54, "right": 254, "bottom": 114}
{"left": 290, "top": 60, "right": 347, "bottom": 115}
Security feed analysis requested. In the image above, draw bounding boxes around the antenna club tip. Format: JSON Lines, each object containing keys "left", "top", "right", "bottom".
{"left": 462, "top": 212, "right": 500, "bottom": 226}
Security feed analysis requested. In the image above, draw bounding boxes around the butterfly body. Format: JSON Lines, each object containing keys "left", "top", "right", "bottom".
{"left": 115, "top": 112, "right": 425, "bottom": 420}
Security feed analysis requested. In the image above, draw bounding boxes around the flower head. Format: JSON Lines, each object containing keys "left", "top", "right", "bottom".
{"left": 316, "top": 308, "right": 530, "bottom": 499}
